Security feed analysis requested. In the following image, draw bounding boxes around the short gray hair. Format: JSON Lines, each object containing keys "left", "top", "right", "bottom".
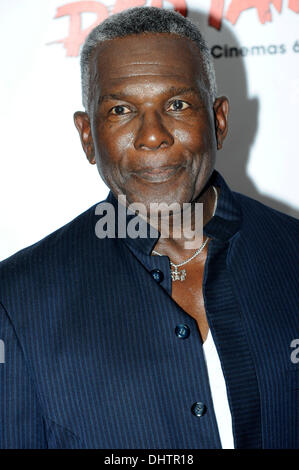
{"left": 80, "top": 7, "right": 217, "bottom": 110}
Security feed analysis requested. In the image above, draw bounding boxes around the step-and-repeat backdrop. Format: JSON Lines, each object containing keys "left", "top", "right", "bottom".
{"left": 0, "top": 0, "right": 298, "bottom": 260}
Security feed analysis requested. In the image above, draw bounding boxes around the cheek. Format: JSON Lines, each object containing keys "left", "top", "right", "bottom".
{"left": 92, "top": 124, "right": 134, "bottom": 188}
{"left": 113, "top": 130, "right": 135, "bottom": 157}
{"left": 93, "top": 123, "right": 133, "bottom": 164}
{"left": 173, "top": 123, "right": 214, "bottom": 154}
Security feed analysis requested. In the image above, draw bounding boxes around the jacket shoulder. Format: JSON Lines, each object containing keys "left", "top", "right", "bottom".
{"left": 0, "top": 202, "right": 100, "bottom": 283}
{"left": 233, "top": 191, "right": 299, "bottom": 235}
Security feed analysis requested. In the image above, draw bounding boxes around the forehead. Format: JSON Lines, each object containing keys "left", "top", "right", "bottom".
{"left": 89, "top": 33, "right": 209, "bottom": 99}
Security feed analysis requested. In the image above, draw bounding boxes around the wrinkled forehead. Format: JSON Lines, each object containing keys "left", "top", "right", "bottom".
{"left": 88, "top": 33, "right": 210, "bottom": 104}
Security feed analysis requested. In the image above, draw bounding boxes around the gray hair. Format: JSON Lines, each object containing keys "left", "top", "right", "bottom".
{"left": 80, "top": 7, "right": 217, "bottom": 110}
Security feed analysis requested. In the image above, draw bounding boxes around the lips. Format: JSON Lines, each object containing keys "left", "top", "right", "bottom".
{"left": 132, "top": 165, "right": 183, "bottom": 183}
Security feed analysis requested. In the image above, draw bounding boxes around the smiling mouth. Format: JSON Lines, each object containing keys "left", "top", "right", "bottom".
{"left": 133, "top": 166, "right": 183, "bottom": 183}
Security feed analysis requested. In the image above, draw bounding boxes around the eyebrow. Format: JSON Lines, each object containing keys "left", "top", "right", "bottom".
{"left": 98, "top": 86, "right": 200, "bottom": 105}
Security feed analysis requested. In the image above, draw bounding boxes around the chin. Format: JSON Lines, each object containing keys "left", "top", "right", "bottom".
{"left": 127, "top": 188, "right": 192, "bottom": 209}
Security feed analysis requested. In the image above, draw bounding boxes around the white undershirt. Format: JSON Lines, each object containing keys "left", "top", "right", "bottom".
{"left": 202, "top": 329, "right": 235, "bottom": 449}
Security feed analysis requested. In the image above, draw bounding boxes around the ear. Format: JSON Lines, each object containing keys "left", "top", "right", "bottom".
{"left": 73, "top": 111, "right": 96, "bottom": 164}
{"left": 213, "top": 97, "right": 229, "bottom": 150}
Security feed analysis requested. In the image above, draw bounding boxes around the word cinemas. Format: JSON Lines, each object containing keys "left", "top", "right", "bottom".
{"left": 104, "top": 454, "right": 195, "bottom": 466}
{"left": 211, "top": 43, "right": 286, "bottom": 58}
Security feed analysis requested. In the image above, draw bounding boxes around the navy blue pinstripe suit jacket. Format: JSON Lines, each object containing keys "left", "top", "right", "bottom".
{"left": 0, "top": 171, "right": 298, "bottom": 448}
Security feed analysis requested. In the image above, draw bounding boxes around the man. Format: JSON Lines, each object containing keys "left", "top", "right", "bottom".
{"left": 0, "top": 7, "right": 298, "bottom": 449}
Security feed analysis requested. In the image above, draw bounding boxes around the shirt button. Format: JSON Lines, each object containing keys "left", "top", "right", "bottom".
{"left": 150, "top": 269, "right": 164, "bottom": 283}
{"left": 175, "top": 324, "right": 190, "bottom": 339}
{"left": 191, "top": 402, "right": 207, "bottom": 417}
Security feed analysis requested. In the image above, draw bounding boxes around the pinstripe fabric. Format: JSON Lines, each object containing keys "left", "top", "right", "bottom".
{"left": 0, "top": 170, "right": 298, "bottom": 448}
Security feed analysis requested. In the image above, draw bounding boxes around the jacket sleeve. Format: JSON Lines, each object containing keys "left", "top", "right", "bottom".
{"left": 0, "top": 302, "right": 47, "bottom": 448}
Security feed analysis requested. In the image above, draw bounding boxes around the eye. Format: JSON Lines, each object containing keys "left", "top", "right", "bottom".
{"left": 110, "top": 105, "right": 131, "bottom": 115}
{"left": 167, "top": 100, "right": 190, "bottom": 111}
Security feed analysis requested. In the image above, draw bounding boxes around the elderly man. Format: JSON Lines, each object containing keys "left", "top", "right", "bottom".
{"left": 0, "top": 7, "right": 298, "bottom": 449}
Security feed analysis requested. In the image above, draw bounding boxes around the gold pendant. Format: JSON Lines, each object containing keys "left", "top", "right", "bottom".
{"left": 171, "top": 266, "right": 186, "bottom": 282}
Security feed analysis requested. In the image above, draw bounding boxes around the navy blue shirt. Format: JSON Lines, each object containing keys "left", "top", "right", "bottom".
{"left": 107, "top": 169, "right": 261, "bottom": 448}
{"left": 0, "top": 170, "right": 298, "bottom": 448}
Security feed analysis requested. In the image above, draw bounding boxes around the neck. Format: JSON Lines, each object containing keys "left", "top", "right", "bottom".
{"left": 152, "top": 184, "right": 219, "bottom": 260}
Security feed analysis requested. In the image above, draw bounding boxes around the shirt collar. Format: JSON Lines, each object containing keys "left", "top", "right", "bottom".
{"left": 203, "top": 170, "right": 243, "bottom": 241}
{"left": 105, "top": 170, "right": 242, "bottom": 255}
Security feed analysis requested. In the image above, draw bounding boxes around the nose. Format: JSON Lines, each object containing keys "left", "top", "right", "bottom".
{"left": 134, "top": 111, "right": 174, "bottom": 151}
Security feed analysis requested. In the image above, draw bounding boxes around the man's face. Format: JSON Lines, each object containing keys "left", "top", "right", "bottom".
{"left": 74, "top": 33, "right": 228, "bottom": 208}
